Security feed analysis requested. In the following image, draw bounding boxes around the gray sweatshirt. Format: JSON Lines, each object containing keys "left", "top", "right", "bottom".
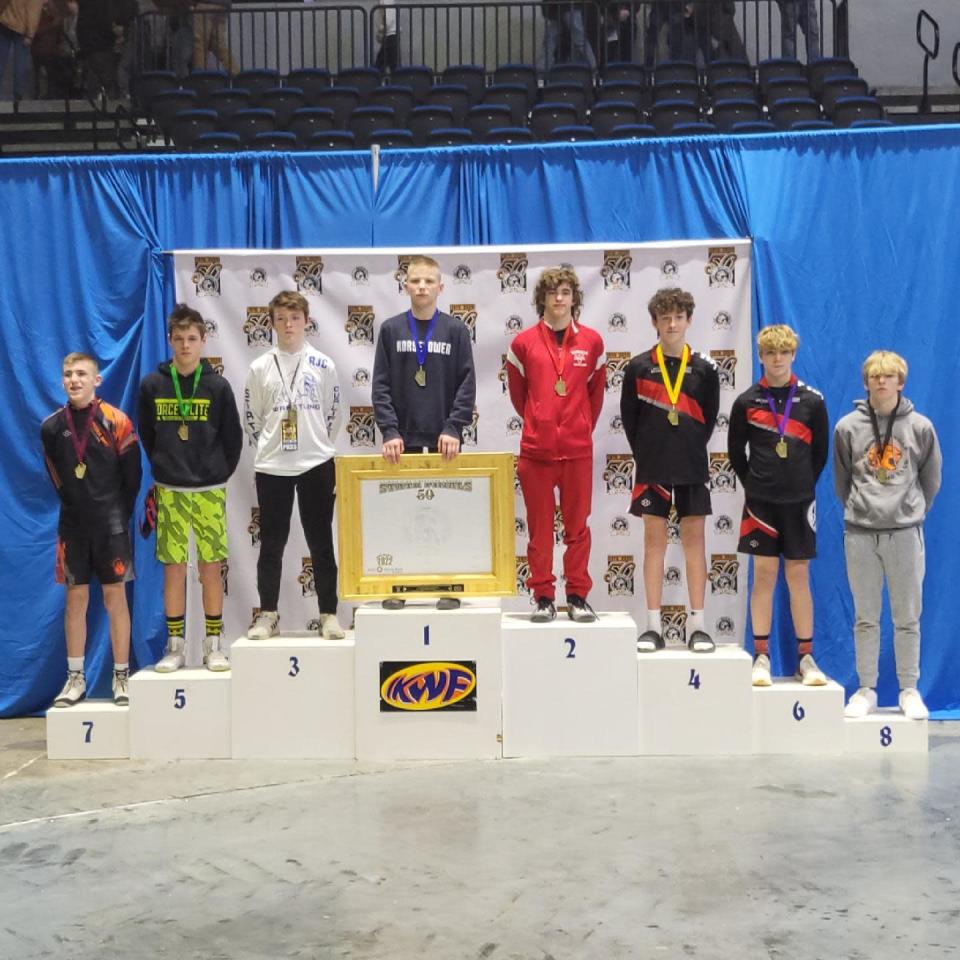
{"left": 833, "top": 396, "right": 941, "bottom": 530}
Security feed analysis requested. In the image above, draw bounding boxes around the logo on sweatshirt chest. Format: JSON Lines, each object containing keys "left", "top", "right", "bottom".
{"left": 154, "top": 398, "right": 211, "bottom": 422}
{"left": 569, "top": 348, "right": 589, "bottom": 368}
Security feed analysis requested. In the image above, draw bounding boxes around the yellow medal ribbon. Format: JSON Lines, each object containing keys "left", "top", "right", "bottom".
{"left": 656, "top": 344, "right": 689, "bottom": 421}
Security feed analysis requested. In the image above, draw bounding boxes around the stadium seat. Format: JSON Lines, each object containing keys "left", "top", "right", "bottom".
{"left": 530, "top": 102, "right": 579, "bottom": 139}
{"left": 426, "top": 127, "right": 474, "bottom": 146}
{"left": 709, "top": 78, "right": 758, "bottom": 104}
{"left": 711, "top": 98, "right": 762, "bottom": 132}
{"left": 368, "top": 85, "right": 415, "bottom": 125}
{"left": 225, "top": 108, "right": 277, "bottom": 145}
{"left": 655, "top": 60, "right": 698, "bottom": 86}
{"left": 547, "top": 62, "right": 594, "bottom": 94}
{"left": 466, "top": 104, "right": 512, "bottom": 139}
{"left": 423, "top": 84, "right": 471, "bottom": 126}
{"left": 408, "top": 105, "right": 456, "bottom": 146}
{"left": 707, "top": 59, "right": 753, "bottom": 87}
{"left": 206, "top": 89, "right": 252, "bottom": 119}
{"left": 808, "top": 57, "right": 858, "bottom": 95}
{"left": 441, "top": 65, "right": 487, "bottom": 104}
{"left": 287, "top": 108, "right": 335, "bottom": 143}
{"left": 651, "top": 99, "right": 699, "bottom": 134}
{"left": 730, "top": 120, "right": 776, "bottom": 133}
{"left": 260, "top": 88, "right": 306, "bottom": 128}
{"left": 184, "top": 69, "right": 230, "bottom": 100}
{"left": 772, "top": 97, "right": 821, "bottom": 128}
{"left": 758, "top": 58, "right": 804, "bottom": 93}
{"left": 832, "top": 96, "right": 884, "bottom": 127}
{"left": 850, "top": 118, "right": 894, "bottom": 129}
{"left": 234, "top": 69, "right": 281, "bottom": 104}
{"left": 285, "top": 68, "right": 332, "bottom": 104}
{"left": 315, "top": 87, "right": 362, "bottom": 128}
{"left": 610, "top": 123, "right": 656, "bottom": 139}
{"left": 669, "top": 121, "right": 717, "bottom": 136}
{"left": 602, "top": 61, "right": 646, "bottom": 86}
{"left": 171, "top": 108, "right": 219, "bottom": 149}
{"left": 820, "top": 76, "right": 870, "bottom": 116}
{"left": 134, "top": 71, "right": 178, "bottom": 111}
{"left": 547, "top": 125, "right": 596, "bottom": 142}
{"left": 493, "top": 64, "right": 538, "bottom": 106}
{"left": 598, "top": 79, "right": 646, "bottom": 109}
{"left": 336, "top": 67, "right": 382, "bottom": 102}
{"left": 654, "top": 79, "right": 701, "bottom": 105}
{"left": 307, "top": 130, "right": 358, "bottom": 150}
{"left": 150, "top": 90, "right": 198, "bottom": 138}
{"left": 349, "top": 105, "right": 397, "bottom": 147}
{"left": 590, "top": 101, "right": 641, "bottom": 138}
{"left": 765, "top": 76, "right": 811, "bottom": 106}
{"left": 391, "top": 66, "right": 435, "bottom": 102}
{"left": 484, "top": 127, "right": 534, "bottom": 145}
{"left": 540, "top": 82, "right": 589, "bottom": 121}
{"left": 191, "top": 131, "right": 242, "bottom": 152}
{"left": 369, "top": 129, "right": 415, "bottom": 148}
{"left": 482, "top": 84, "right": 529, "bottom": 125}
{"left": 250, "top": 131, "right": 298, "bottom": 151}
{"left": 791, "top": 119, "right": 834, "bottom": 131}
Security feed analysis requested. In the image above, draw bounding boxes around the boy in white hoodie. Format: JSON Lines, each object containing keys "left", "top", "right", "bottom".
{"left": 833, "top": 351, "right": 941, "bottom": 719}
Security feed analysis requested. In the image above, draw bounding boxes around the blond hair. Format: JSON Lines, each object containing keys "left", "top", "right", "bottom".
{"left": 406, "top": 255, "right": 441, "bottom": 276}
{"left": 756, "top": 324, "right": 799, "bottom": 353}
{"left": 862, "top": 350, "right": 907, "bottom": 386}
{"left": 63, "top": 352, "right": 99, "bottom": 372}
{"left": 269, "top": 290, "right": 309, "bottom": 319}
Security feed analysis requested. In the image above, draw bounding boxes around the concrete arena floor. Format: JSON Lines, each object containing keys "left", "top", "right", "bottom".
{"left": 1, "top": 717, "right": 958, "bottom": 960}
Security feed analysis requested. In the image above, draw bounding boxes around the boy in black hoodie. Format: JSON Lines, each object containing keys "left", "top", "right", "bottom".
{"left": 139, "top": 305, "right": 243, "bottom": 673}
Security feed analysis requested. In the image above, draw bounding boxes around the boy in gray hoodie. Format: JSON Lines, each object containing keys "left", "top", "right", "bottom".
{"left": 833, "top": 350, "right": 941, "bottom": 720}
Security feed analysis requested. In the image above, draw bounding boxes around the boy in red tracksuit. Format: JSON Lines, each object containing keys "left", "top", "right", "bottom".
{"left": 506, "top": 267, "right": 606, "bottom": 622}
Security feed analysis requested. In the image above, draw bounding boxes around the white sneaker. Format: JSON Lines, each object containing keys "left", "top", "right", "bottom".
{"left": 248, "top": 610, "right": 280, "bottom": 641}
{"left": 53, "top": 671, "right": 86, "bottom": 708}
{"left": 899, "top": 687, "right": 929, "bottom": 720}
{"left": 844, "top": 687, "right": 877, "bottom": 718}
{"left": 112, "top": 669, "right": 129, "bottom": 706}
{"left": 155, "top": 637, "right": 185, "bottom": 673}
{"left": 203, "top": 635, "right": 230, "bottom": 672}
{"left": 751, "top": 654, "right": 772, "bottom": 687}
{"left": 319, "top": 613, "right": 346, "bottom": 640}
{"left": 796, "top": 653, "right": 827, "bottom": 686}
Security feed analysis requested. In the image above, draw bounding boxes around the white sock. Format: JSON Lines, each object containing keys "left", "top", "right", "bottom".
{"left": 67, "top": 656, "right": 84, "bottom": 673}
{"left": 114, "top": 662, "right": 129, "bottom": 673}
{"left": 688, "top": 610, "right": 705, "bottom": 634}
{"left": 647, "top": 609, "right": 661, "bottom": 633}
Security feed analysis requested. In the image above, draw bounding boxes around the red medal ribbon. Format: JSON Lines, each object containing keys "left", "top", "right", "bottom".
{"left": 538, "top": 320, "right": 571, "bottom": 384}
{"left": 64, "top": 399, "right": 99, "bottom": 469}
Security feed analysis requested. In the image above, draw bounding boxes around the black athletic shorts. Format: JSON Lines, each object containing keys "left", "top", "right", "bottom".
{"left": 738, "top": 498, "right": 816, "bottom": 560}
{"left": 629, "top": 482, "right": 712, "bottom": 520}
{"left": 56, "top": 532, "right": 135, "bottom": 586}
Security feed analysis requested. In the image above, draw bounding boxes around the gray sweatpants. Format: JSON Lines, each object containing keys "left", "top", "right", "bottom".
{"left": 844, "top": 526, "right": 925, "bottom": 689}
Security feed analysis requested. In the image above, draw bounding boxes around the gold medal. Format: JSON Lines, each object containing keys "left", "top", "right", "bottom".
{"left": 667, "top": 408, "right": 679, "bottom": 426}
{"left": 776, "top": 439, "right": 788, "bottom": 459}
{"left": 876, "top": 468, "right": 888, "bottom": 483}
{"left": 281, "top": 416, "right": 299, "bottom": 451}
{"left": 414, "top": 366, "right": 427, "bottom": 388}
{"left": 74, "top": 462, "right": 87, "bottom": 480}
{"left": 555, "top": 378, "right": 567, "bottom": 397}
{"left": 657, "top": 345, "right": 688, "bottom": 430}
{"left": 177, "top": 423, "right": 189, "bottom": 442}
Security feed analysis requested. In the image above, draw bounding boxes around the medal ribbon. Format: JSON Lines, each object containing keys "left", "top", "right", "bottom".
{"left": 407, "top": 309, "right": 439, "bottom": 369}
{"left": 867, "top": 393, "right": 900, "bottom": 468}
{"left": 655, "top": 344, "right": 689, "bottom": 410}
{"left": 538, "top": 319, "right": 571, "bottom": 382}
{"left": 64, "top": 399, "right": 98, "bottom": 467}
{"left": 273, "top": 353, "right": 303, "bottom": 412}
{"left": 171, "top": 364, "right": 203, "bottom": 421}
{"left": 761, "top": 374, "right": 798, "bottom": 442}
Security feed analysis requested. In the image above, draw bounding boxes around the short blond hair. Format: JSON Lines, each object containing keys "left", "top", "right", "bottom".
{"left": 63, "top": 352, "right": 98, "bottom": 372}
{"left": 269, "top": 290, "right": 309, "bottom": 319}
{"left": 862, "top": 350, "right": 907, "bottom": 386}
{"left": 406, "top": 255, "right": 441, "bottom": 275}
{"left": 756, "top": 324, "right": 799, "bottom": 354}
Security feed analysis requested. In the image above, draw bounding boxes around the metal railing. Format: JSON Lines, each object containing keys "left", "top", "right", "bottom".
{"left": 915, "top": 9, "right": 938, "bottom": 113}
{"left": 132, "top": 0, "right": 851, "bottom": 80}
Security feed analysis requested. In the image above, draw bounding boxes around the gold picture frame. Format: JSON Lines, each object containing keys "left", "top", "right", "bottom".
{"left": 335, "top": 452, "right": 517, "bottom": 600}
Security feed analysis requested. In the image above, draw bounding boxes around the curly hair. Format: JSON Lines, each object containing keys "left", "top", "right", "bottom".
{"left": 647, "top": 287, "right": 695, "bottom": 321}
{"left": 534, "top": 266, "right": 583, "bottom": 319}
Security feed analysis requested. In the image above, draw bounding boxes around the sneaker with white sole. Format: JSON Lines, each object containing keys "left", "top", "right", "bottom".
{"left": 247, "top": 610, "right": 280, "bottom": 641}
{"left": 566, "top": 594, "right": 597, "bottom": 623}
{"left": 531, "top": 597, "right": 556, "bottom": 623}
{"left": 203, "top": 634, "right": 230, "bottom": 672}
{"left": 155, "top": 637, "right": 185, "bottom": 673}
{"left": 796, "top": 653, "right": 827, "bottom": 686}
{"left": 844, "top": 686, "right": 877, "bottom": 718}
{"left": 319, "top": 613, "right": 346, "bottom": 640}
{"left": 112, "top": 669, "right": 130, "bottom": 706}
{"left": 751, "top": 654, "right": 772, "bottom": 687}
{"left": 899, "top": 687, "right": 929, "bottom": 720}
{"left": 53, "top": 671, "right": 86, "bottom": 708}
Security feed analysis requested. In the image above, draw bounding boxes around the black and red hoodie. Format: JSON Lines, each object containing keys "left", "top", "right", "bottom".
{"left": 620, "top": 345, "right": 720, "bottom": 485}
{"left": 728, "top": 374, "right": 829, "bottom": 503}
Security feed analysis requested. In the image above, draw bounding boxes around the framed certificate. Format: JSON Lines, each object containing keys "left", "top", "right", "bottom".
{"left": 335, "top": 452, "right": 516, "bottom": 600}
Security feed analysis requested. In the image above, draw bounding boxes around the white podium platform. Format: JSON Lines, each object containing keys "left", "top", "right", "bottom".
{"left": 844, "top": 709, "right": 929, "bottom": 753}
{"left": 752, "top": 679, "right": 845, "bottom": 754}
{"left": 129, "top": 668, "right": 231, "bottom": 759}
{"left": 230, "top": 634, "right": 355, "bottom": 759}
{"left": 501, "top": 612, "right": 639, "bottom": 758}
{"left": 637, "top": 645, "right": 753, "bottom": 755}
{"left": 354, "top": 603, "right": 502, "bottom": 760}
{"left": 46, "top": 700, "right": 129, "bottom": 760}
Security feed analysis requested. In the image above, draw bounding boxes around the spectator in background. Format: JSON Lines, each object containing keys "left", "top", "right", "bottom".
{"left": 192, "top": 0, "right": 234, "bottom": 74}
{"left": 683, "top": 0, "right": 745, "bottom": 64}
{"left": 604, "top": 1, "right": 635, "bottom": 64}
{"left": 31, "top": 0, "right": 79, "bottom": 100}
{"left": 542, "top": 0, "right": 597, "bottom": 71}
{"left": 153, "top": 0, "right": 192, "bottom": 77}
{"left": 0, "top": 0, "right": 45, "bottom": 101}
{"left": 777, "top": 0, "right": 820, "bottom": 61}
{"left": 374, "top": 0, "right": 398, "bottom": 72}
{"left": 76, "top": 0, "right": 136, "bottom": 99}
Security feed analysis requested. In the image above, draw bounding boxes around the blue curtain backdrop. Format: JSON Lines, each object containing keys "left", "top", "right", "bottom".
{"left": 1, "top": 127, "right": 956, "bottom": 717}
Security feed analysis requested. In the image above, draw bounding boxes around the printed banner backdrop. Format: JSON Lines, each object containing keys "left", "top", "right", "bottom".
{"left": 173, "top": 240, "right": 751, "bottom": 648}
